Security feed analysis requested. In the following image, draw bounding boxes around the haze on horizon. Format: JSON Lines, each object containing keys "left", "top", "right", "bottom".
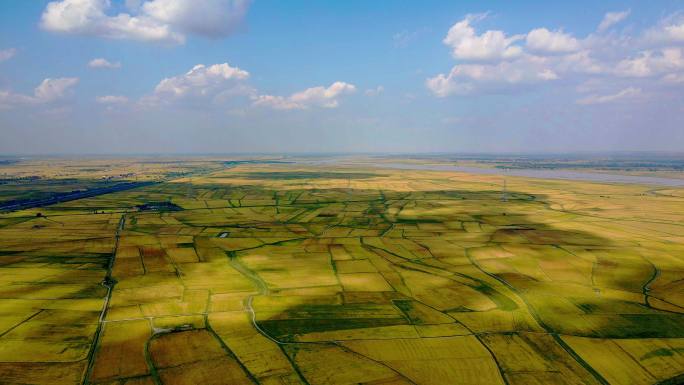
{"left": 1, "top": 0, "right": 683, "bottom": 155}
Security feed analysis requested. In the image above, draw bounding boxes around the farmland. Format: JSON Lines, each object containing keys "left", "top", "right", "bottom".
{"left": 0, "top": 157, "right": 683, "bottom": 385}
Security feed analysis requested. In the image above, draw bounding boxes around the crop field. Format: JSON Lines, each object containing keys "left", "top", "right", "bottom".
{"left": 0, "top": 159, "right": 682, "bottom": 384}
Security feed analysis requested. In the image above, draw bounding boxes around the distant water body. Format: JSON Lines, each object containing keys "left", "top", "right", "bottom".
{"left": 377, "top": 163, "right": 684, "bottom": 187}
{"left": 300, "top": 160, "right": 684, "bottom": 187}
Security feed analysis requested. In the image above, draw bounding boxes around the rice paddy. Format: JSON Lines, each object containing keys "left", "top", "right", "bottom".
{"left": 0, "top": 158, "right": 682, "bottom": 384}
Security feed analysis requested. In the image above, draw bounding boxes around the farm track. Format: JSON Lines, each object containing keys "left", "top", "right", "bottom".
{"left": 226, "top": 254, "right": 280, "bottom": 345}
{"left": 226, "top": 248, "right": 417, "bottom": 385}
{"left": 4, "top": 162, "right": 682, "bottom": 385}
{"left": 82, "top": 214, "right": 125, "bottom": 385}
{"left": 216, "top": 190, "right": 543, "bottom": 385}
{"left": 204, "top": 314, "right": 260, "bottom": 385}
{"left": 361, "top": 240, "right": 512, "bottom": 385}
{"left": 464, "top": 248, "right": 611, "bottom": 385}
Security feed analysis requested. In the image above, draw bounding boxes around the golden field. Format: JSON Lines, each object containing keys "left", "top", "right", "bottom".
{"left": 0, "top": 158, "right": 682, "bottom": 385}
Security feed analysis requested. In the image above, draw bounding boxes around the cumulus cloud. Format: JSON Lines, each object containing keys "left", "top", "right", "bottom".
{"left": 0, "top": 48, "right": 17, "bottom": 62}
{"left": 432, "top": 16, "right": 581, "bottom": 96}
{"left": 615, "top": 47, "right": 684, "bottom": 77}
{"left": 443, "top": 14, "right": 524, "bottom": 61}
{"left": 0, "top": 77, "right": 79, "bottom": 107}
{"left": 576, "top": 87, "right": 641, "bottom": 104}
{"left": 598, "top": 10, "right": 631, "bottom": 32}
{"left": 644, "top": 14, "right": 684, "bottom": 44}
{"left": 250, "top": 95, "right": 299, "bottom": 110}
{"left": 142, "top": 0, "right": 250, "bottom": 38}
{"left": 553, "top": 51, "right": 605, "bottom": 74}
{"left": 41, "top": 0, "right": 183, "bottom": 44}
{"left": 426, "top": 58, "right": 557, "bottom": 97}
{"left": 139, "top": 62, "right": 354, "bottom": 111}
{"left": 427, "top": 10, "right": 684, "bottom": 98}
{"left": 253, "top": 82, "right": 356, "bottom": 110}
{"left": 526, "top": 28, "right": 580, "bottom": 53}
{"left": 41, "top": 0, "right": 250, "bottom": 44}
{"left": 96, "top": 95, "right": 129, "bottom": 103}
{"left": 154, "top": 63, "right": 249, "bottom": 97}
{"left": 142, "top": 63, "right": 253, "bottom": 105}
{"left": 88, "top": 58, "right": 121, "bottom": 69}
{"left": 432, "top": 17, "right": 591, "bottom": 96}
{"left": 34, "top": 78, "right": 80, "bottom": 101}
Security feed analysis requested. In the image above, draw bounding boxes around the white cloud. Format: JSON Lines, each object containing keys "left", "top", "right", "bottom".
{"left": 0, "top": 77, "right": 79, "bottom": 107}
{"left": 251, "top": 95, "right": 299, "bottom": 110}
{"left": 443, "top": 14, "right": 524, "bottom": 61}
{"left": 140, "top": 62, "right": 354, "bottom": 111}
{"left": 40, "top": 0, "right": 251, "bottom": 44}
{"left": 142, "top": 63, "right": 253, "bottom": 105}
{"left": 253, "top": 82, "right": 356, "bottom": 110}
{"left": 427, "top": 10, "right": 684, "bottom": 99}
{"left": 426, "top": 48, "right": 609, "bottom": 97}
{"left": 142, "top": 0, "right": 250, "bottom": 38}
{"left": 598, "top": 10, "right": 631, "bottom": 32}
{"left": 154, "top": 63, "right": 249, "bottom": 97}
{"left": 615, "top": 47, "right": 684, "bottom": 77}
{"left": 88, "top": 58, "right": 121, "bottom": 69}
{"left": 552, "top": 51, "right": 605, "bottom": 74}
{"left": 576, "top": 87, "right": 641, "bottom": 104}
{"left": 41, "top": 0, "right": 183, "bottom": 44}
{"left": 0, "top": 91, "right": 31, "bottom": 107}
{"left": 662, "top": 72, "right": 684, "bottom": 84}
{"left": 34, "top": 78, "right": 80, "bottom": 102}
{"left": 426, "top": 57, "right": 557, "bottom": 97}
{"left": 526, "top": 28, "right": 580, "bottom": 53}
{"left": 644, "top": 14, "right": 684, "bottom": 44}
{"left": 96, "top": 95, "right": 129, "bottom": 103}
{"left": 365, "top": 86, "right": 384, "bottom": 96}
{"left": 431, "top": 17, "right": 586, "bottom": 96}
{"left": 0, "top": 48, "right": 17, "bottom": 62}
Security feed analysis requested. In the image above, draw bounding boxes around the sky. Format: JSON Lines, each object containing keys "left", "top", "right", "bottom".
{"left": 1, "top": 0, "right": 683, "bottom": 154}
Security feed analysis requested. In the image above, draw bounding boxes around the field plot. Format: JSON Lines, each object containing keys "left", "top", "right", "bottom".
{"left": 0, "top": 158, "right": 683, "bottom": 384}
{"left": 0, "top": 209, "right": 117, "bottom": 384}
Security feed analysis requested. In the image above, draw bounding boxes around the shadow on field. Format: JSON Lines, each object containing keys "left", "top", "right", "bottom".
{"left": 119, "top": 181, "right": 684, "bottom": 341}
{"left": 3, "top": 177, "right": 684, "bottom": 384}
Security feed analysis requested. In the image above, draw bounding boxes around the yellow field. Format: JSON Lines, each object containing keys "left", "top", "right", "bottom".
{"left": 0, "top": 158, "right": 683, "bottom": 384}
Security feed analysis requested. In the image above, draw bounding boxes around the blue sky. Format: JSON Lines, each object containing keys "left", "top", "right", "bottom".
{"left": 1, "top": 0, "right": 683, "bottom": 154}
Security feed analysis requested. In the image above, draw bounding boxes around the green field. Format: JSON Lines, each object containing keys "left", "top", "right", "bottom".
{"left": 0, "top": 158, "right": 683, "bottom": 385}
